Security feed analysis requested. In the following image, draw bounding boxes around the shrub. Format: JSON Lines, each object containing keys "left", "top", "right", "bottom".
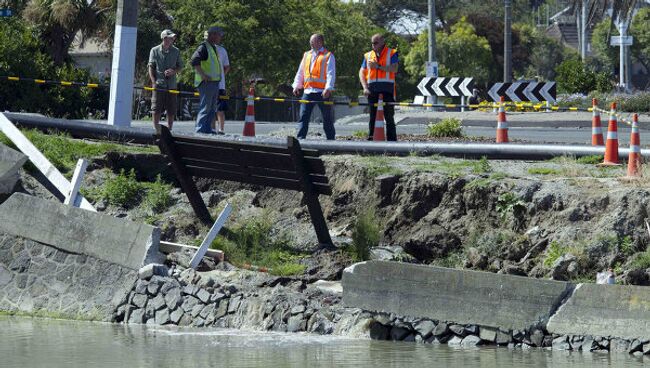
{"left": 496, "top": 192, "right": 525, "bottom": 222}
{"left": 350, "top": 208, "right": 381, "bottom": 261}
{"left": 556, "top": 58, "right": 612, "bottom": 94}
{"left": 629, "top": 251, "right": 650, "bottom": 270}
{"left": 101, "top": 169, "right": 142, "bottom": 207}
{"left": 143, "top": 174, "right": 174, "bottom": 213}
{"left": 426, "top": 117, "right": 464, "bottom": 138}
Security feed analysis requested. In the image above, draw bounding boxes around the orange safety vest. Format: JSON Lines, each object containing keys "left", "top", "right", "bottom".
{"left": 364, "top": 47, "right": 396, "bottom": 85}
{"left": 302, "top": 49, "right": 332, "bottom": 89}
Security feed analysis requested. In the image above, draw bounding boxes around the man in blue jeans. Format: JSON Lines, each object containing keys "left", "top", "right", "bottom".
{"left": 191, "top": 26, "right": 223, "bottom": 134}
{"left": 292, "top": 33, "right": 336, "bottom": 140}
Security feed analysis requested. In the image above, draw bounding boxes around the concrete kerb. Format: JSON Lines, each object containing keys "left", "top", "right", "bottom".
{"left": 342, "top": 260, "right": 573, "bottom": 332}
{"left": 0, "top": 193, "right": 162, "bottom": 270}
{"left": 0, "top": 143, "right": 27, "bottom": 194}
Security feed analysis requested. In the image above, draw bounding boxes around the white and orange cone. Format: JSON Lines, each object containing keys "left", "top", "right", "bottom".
{"left": 591, "top": 98, "right": 604, "bottom": 146}
{"left": 627, "top": 113, "right": 642, "bottom": 177}
{"left": 496, "top": 96, "right": 509, "bottom": 143}
{"left": 242, "top": 86, "right": 256, "bottom": 137}
{"left": 373, "top": 94, "right": 386, "bottom": 142}
{"left": 602, "top": 102, "right": 620, "bottom": 165}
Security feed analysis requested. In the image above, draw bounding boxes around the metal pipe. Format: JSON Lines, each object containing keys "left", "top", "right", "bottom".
{"left": 3, "top": 113, "right": 155, "bottom": 144}
{"left": 5, "top": 113, "right": 647, "bottom": 161}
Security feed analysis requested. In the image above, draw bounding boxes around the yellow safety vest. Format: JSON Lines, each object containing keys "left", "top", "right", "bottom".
{"left": 194, "top": 42, "right": 221, "bottom": 87}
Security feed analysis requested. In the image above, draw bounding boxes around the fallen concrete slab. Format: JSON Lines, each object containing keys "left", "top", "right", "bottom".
{"left": 547, "top": 283, "right": 650, "bottom": 341}
{"left": 342, "top": 261, "right": 573, "bottom": 331}
{"left": 0, "top": 193, "right": 161, "bottom": 270}
{"left": 0, "top": 143, "right": 27, "bottom": 194}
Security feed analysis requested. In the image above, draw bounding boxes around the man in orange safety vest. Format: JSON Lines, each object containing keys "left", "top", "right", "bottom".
{"left": 292, "top": 34, "right": 336, "bottom": 140}
{"left": 359, "top": 34, "right": 399, "bottom": 141}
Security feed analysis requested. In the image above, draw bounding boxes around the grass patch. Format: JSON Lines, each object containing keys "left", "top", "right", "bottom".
{"left": 496, "top": 192, "right": 525, "bottom": 222}
{"left": 629, "top": 251, "right": 650, "bottom": 270}
{"left": 360, "top": 156, "right": 403, "bottom": 177}
{"left": 466, "top": 177, "right": 492, "bottom": 190}
{"left": 0, "top": 129, "right": 156, "bottom": 175}
{"left": 101, "top": 168, "right": 142, "bottom": 208}
{"left": 348, "top": 207, "right": 381, "bottom": 261}
{"left": 528, "top": 167, "right": 560, "bottom": 175}
{"left": 352, "top": 130, "right": 368, "bottom": 138}
{"left": 211, "top": 212, "right": 306, "bottom": 276}
{"left": 577, "top": 155, "right": 603, "bottom": 165}
{"left": 426, "top": 117, "right": 464, "bottom": 138}
{"left": 542, "top": 240, "right": 587, "bottom": 269}
{"left": 141, "top": 174, "right": 174, "bottom": 213}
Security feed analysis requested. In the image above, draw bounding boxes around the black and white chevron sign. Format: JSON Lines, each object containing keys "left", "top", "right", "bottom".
{"left": 417, "top": 77, "right": 474, "bottom": 97}
{"left": 488, "top": 81, "right": 556, "bottom": 103}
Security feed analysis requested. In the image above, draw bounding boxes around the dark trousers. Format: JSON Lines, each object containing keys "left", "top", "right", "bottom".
{"left": 296, "top": 93, "right": 335, "bottom": 140}
{"left": 368, "top": 92, "right": 396, "bottom": 141}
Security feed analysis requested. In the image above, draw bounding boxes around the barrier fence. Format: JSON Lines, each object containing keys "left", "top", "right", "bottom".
{"left": 0, "top": 74, "right": 645, "bottom": 125}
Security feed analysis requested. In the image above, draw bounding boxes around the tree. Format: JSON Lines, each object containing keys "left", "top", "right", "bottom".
{"left": 630, "top": 7, "right": 650, "bottom": 81}
{"left": 22, "top": 0, "right": 113, "bottom": 65}
{"left": 166, "top": 0, "right": 382, "bottom": 98}
{"left": 555, "top": 58, "right": 611, "bottom": 94}
{"left": 516, "top": 23, "right": 569, "bottom": 80}
{"left": 404, "top": 17, "right": 492, "bottom": 84}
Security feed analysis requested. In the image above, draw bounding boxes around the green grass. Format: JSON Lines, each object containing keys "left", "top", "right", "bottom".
{"left": 211, "top": 212, "right": 306, "bottom": 276}
{"left": 496, "top": 192, "right": 525, "bottom": 221}
{"left": 352, "top": 130, "right": 368, "bottom": 138}
{"left": 528, "top": 167, "right": 560, "bottom": 175}
{"left": 348, "top": 207, "right": 381, "bottom": 261}
{"left": 359, "top": 156, "right": 403, "bottom": 177}
{"left": 0, "top": 129, "right": 156, "bottom": 175}
{"left": 577, "top": 155, "right": 604, "bottom": 165}
{"left": 101, "top": 169, "right": 142, "bottom": 208}
{"left": 141, "top": 174, "right": 174, "bottom": 213}
{"left": 629, "top": 251, "right": 650, "bottom": 270}
{"left": 426, "top": 117, "right": 464, "bottom": 138}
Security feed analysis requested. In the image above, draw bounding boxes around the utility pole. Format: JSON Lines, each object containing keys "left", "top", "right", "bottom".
{"left": 580, "top": 0, "right": 588, "bottom": 60}
{"left": 427, "top": 0, "right": 437, "bottom": 106}
{"left": 108, "top": 0, "right": 138, "bottom": 127}
{"left": 504, "top": 0, "right": 512, "bottom": 83}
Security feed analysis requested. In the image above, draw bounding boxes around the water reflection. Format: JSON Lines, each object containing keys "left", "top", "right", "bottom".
{"left": 0, "top": 317, "right": 645, "bottom": 368}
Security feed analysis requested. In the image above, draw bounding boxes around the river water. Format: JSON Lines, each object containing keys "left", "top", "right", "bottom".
{"left": 0, "top": 317, "right": 645, "bottom": 368}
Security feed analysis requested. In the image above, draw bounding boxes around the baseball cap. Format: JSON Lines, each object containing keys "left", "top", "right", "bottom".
{"left": 207, "top": 26, "right": 224, "bottom": 35}
{"left": 160, "top": 29, "right": 176, "bottom": 39}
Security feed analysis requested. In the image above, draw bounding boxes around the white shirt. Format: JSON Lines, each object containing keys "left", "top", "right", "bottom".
{"left": 216, "top": 45, "right": 229, "bottom": 90}
{"left": 292, "top": 47, "right": 336, "bottom": 94}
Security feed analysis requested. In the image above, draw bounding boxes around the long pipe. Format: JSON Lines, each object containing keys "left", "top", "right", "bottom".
{"left": 4, "top": 113, "right": 646, "bottom": 161}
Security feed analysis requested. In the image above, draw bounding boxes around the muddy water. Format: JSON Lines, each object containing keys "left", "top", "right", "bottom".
{"left": 0, "top": 317, "right": 645, "bottom": 368}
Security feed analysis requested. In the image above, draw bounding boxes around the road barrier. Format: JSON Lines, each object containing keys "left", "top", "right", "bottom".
{"left": 603, "top": 103, "right": 621, "bottom": 165}
{"left": 591, "top": 98, "right": 604, "bottom": 146}
{"left": 3, "top": 74, "right": 645, "bottom": 115}
{"left": 496, "top": 96, "right": 509, "bottom": 143}
{"left": 628, "top": 113, "right": 642, "bottom": 177}
{"left": 373, "top": 94, "right": 386, "bottom": 141}
{"left": 242, "top": 86, "right": 256, "bottom": 137}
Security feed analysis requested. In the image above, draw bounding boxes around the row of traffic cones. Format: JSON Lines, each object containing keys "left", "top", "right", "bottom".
{"left": 496, "top": 97, "right": 642, "bottom": 177}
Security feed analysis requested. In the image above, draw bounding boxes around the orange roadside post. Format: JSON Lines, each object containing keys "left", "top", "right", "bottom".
{"left": 627, "top": 113, "right": 642, "bottom": 177}
{"left": 591, "top": 98, "right": 604, "bottom": 146}
{"left": 372, "top": 94, "right": 386, "bottom": 142}
{"left": 602, "top": 102, "right": 620, "bottom": 165}
{"left": 496, "top": 96, "right": 509, "bottom": 143}
{"left": 242, "top": 86, "right": 256, "bottom": 137}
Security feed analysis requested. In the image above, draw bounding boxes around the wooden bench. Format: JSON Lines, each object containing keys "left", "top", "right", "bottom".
{"left": 155, "top": 125, "right": 333, "bottom": 245}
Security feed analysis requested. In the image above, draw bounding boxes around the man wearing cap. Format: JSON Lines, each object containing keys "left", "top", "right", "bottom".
{"left": 191, "top": 26, "right": 223, "bottom": 134}
{"left": 203, "top": 30, "right": 230, "bottom": 135}
{"left": 292, "top": 33, "right": 336, "bottom": 140}
{"left": 148, "top": 29, "right": 183, "bottom": 131}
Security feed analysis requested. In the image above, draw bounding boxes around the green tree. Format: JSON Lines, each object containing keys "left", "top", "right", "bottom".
{"left": 404, "top": 17, "right": 492, "bottom": 84}
{"left": 516, "top": 23, "right": 568, "bottom": 81}
{"left": 630, "top": 7, "right": 650, "bottom": 79}
{"left": 555, "top": 58, "right": 611, "bottom": 94}
{"left": 22, "top": 0, "right": 112, "bottom": 65}
{"left": 166, "top": 0, "right": 382, "bottom": 98}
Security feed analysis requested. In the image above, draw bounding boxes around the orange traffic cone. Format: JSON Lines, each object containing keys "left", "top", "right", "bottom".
{"left": 602, "top": 102, "right": 620, "bottom": 165}
{"left": 372, "top": 94, "right": 386, "bottom": 142}
{"left": 242, "top": 86, "right": 255, "bottom": 137}
{"left": 591, "top": 98, "right": 604, "bottom": 146}
{"left": 627, "top": 113, "right": 642, "bottom": 177}
{"left": 496, "top": 96, "right": 509, "bottom": 143}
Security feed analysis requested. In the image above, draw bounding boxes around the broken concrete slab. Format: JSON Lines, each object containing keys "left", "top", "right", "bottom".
{"left": 0, "top": 143, "right": 27, "bottom": 194}
{"left": 547, "top": 283, "right": 650, "bottom": 341}
{"left": 342, "top": 261, "right": 573, "bottom": 331}
{"left": 0, "top": 193, "right": 162, "bottom": 270}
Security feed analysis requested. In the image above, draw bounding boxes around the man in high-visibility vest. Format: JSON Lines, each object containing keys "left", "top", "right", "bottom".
{"left": 191, "top": 26, "right": 223, "bottom": 134}
{"left": 292, "top": 33, "right": 336, "bottom": 140}
{"left": 359, "top": 34, "right": 399, "bottom": 141}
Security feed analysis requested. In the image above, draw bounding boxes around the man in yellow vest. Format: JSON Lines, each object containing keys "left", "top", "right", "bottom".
{"left": 292, "top": 34, "right": 336, "bottom": 140}
{"left": 191, "top": 26, "right": 222, "bottom": 134}
{"left": 359, "top": 34, "right": 399, "bottom": 141}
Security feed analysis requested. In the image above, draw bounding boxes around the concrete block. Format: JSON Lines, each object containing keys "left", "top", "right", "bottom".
{"left": 342, "top": 261, "right": 573, "bottom": 331}
{"left": 0, "top": 143, "right": 27, "bottom": 194}
{"left": 0, "top": 193, "right": 161, "bottom": 270}
{"left": 547, "top": 283, "right": 650, "bottom": 341}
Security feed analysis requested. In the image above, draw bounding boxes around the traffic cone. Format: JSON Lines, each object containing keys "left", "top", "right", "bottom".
{"left": 242, "top": 86, "right": 255, "bottom": 137}
{"left": 591, "top": 98, "right": 604, "bottom": 146}
{"left": 627, "top": 113, "right": 642, "bottom": 177}
{"left": 496, "top": 96, "right": 509, "bottom": 143}
{"left": 602, "top": 102, "right": 620, "bottom": 165}
{"left": 372, "top": 94, "right": 386, "bottom": 142}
